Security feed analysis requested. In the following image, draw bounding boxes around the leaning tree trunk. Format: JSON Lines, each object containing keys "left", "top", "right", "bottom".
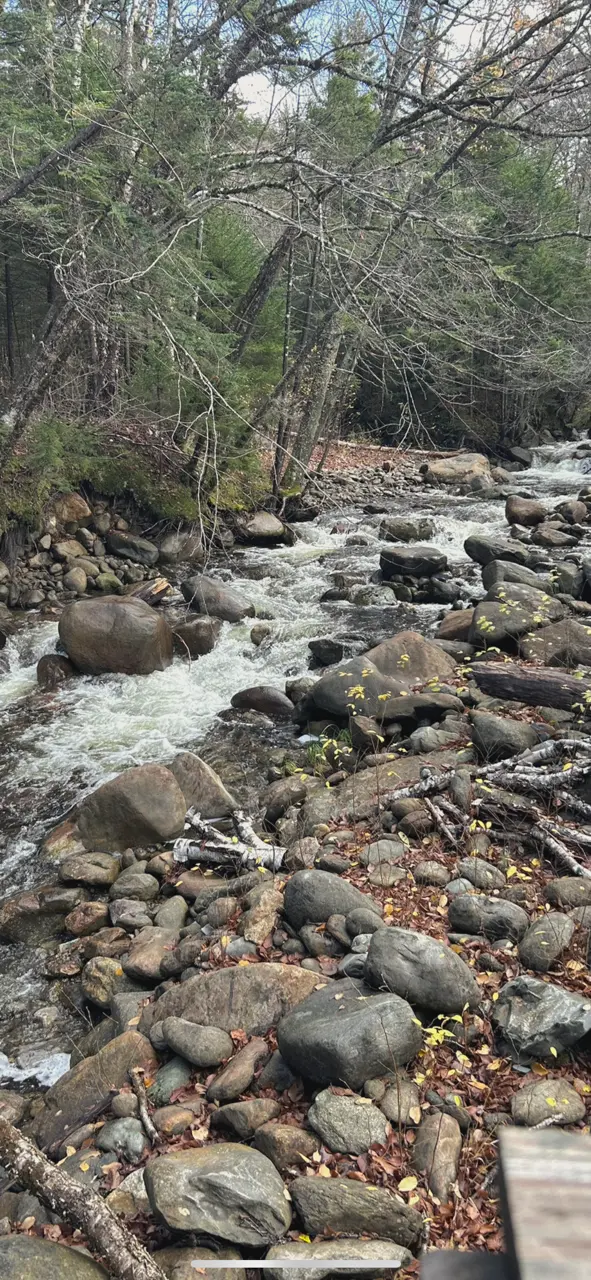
{"left": 0, "top": 1116, "right": 167, "bottom": 1280}
{"left": 281, "top": 313, "right": 343, "bottom": 490}
{"left": 232, "top": 226, "right": 299, "bottom": 362}
{"left": 0, "top": 299, "right": 77, "bottom": 467}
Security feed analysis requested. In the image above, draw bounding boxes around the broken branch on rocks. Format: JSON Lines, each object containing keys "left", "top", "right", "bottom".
{"left": 173, "top": 807, "right": 285, "bottom": 870}
{"left": 0, "top": 1116, "right": 167, "bottom": 1280}
{"left": 471, "top": 661, "right": 591, "bottom": 712}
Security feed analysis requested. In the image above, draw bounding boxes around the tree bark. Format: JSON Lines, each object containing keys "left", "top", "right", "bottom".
{"left": 471, "top": 661, "right": 591, "bottom": 712}
{"left": 0, "top": 1117, "right": 167, "bottom": 1280}
{"left": 281, "top": 313, "right": 343, "bottom": 489}
{"left": 233, "top": 226, "right": 298, "bottom": 361}
{"left": 0, "top": 299, "right": 76, "bottom": 466}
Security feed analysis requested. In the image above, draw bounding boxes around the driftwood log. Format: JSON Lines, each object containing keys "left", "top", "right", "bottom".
{"left": 0, "top": 1117, "right": 167, "bottom": 1280}
{"left": 471, "top": 662, "right": 591, "bottom": 711}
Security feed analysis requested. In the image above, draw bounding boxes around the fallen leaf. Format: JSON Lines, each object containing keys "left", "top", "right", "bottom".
{"left": 398, "top": 1176, "right": 418, "bottom": 1192}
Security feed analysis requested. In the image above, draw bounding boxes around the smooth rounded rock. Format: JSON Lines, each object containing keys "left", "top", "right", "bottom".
{"left": 307, "top": 1089, "right": 389, "bottom": 1154}
{"left": 59, "top": 595, "right": 172, "bottom": 675}
{"left": 365, "top": 927, "right": 480, "bottom": 1013}
{"left": 144, "top": 1144, "right": 292, "bottom": 1243}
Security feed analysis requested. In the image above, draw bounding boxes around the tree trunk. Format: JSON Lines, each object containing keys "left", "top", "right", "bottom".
{"left": 281, "top": 313, "right": 343, "bottom": 489}
{"left": 0, "top": 299, "right": 76, "bottom": 466}
{"left": 3, "top": 252, "right": 15, "bottom": 382}
{"left": 233, "top": 226, "right": 298, "bottom": 361}
{"left": 0, "top": 1117, "right": 167, "bottom": 1280}
{"left": 471, "top": 662, "right": 591, "bottom": 711}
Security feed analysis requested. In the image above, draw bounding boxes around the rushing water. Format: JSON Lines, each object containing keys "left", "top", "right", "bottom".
{"left": 0, "top": 439, "right": 588, "bottom": 1079}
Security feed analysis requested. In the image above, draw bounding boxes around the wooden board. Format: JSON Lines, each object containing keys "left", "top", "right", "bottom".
{"left": 499, "top": 1127, "right": 591, "bottom": 1280}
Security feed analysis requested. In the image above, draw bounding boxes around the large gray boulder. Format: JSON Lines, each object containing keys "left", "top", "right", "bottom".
{"left": 481, "top": 560, "right": 552, "bottom": 592}
{"left": 168, "top": 752, "right": 236, "bottom": 817}
{"left": 144, "top": 1144, "right": 291, "bottom": 1243}
{"left": 379, "top": 517, "right": 435, "bottom": 542}
{"left": 520, "top": 618, "right": 591, "bottom": 667}
{"left": 181, "top": 575, "right": 254, "bottom": 622}
{"left": 365, "top": 630, "right": 455, "bottom": 684}
{"left": 492, "top": 975, "right": 591, "bottom": 1061}
{"left": 277, "top": 979, "right": 422, "bottom": 1088}
{"left": 289, "top": 1176, "right": 422, "bottom": 1250}
{"left": 30, "top": 1031, "right": 157, "bottom": 1149}
{"left": 469, "top": 584, "right": 564, "bottom": 649}
{"left": 365, "top": 927, "right": 479, "bottom": 1014}
{"left": 106, "top": 530, "right": 159, "bottom": 564}
{"left": 301, "top": 656, "right": 403, "bottom": 719}
{"left": 140, "top": 962, "right": 319, "bottom": 1037}
{"left": 59, "top": 596, "right": 173, "bottom": 675}
{"left": 158, "top": 531, "right": 204, "bottom": 564}
{"left": 77, "top": 764, "right": 186, "bottom": 851}
{"left": 236, "top": 512, "right": 287, "bottom": 543}
{"left": 380, "top": 546, "right": 447, "bottom": 578}
{"left": 464, "top": 535, "right": 533, "bottom": 567}
{"left": 0, "top": 1238, "right": 106, "bottom": 1280}
{"left": 173, "top": 617, "right": 222, "bottom": 657}
{"left": 307, "top": 1088, "right": 389, "bottom": 1154}
{"left": 231, "top": 686, "right": 294, "bottom": 718}
{"left": 505, "top": 495, "right": 547, "bottom": 527}
{"left": 0, "top": 884, "right": 87, "bottom": 945}
{"left": 283, "top": 870, "right": 372, "bottom": 930}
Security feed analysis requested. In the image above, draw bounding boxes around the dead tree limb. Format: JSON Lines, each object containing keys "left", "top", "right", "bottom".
{"left": 129, "top": 1067, "right": 159, "bottom": 1147}
{"left": 471, "top": 662, "right": 591, "bottom": 711}
{"left": 0, "top": 1117, "right": 167, "bottom": 1280}
{"left": 531, "top": 823, "right": 591, "bottom": 878}
{"left": 173, "top": 809, "right": 285, "bottom": 870}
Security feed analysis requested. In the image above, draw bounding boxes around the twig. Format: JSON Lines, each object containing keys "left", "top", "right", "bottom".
{"left": 532, "top": 1113, "right": 565, "bottom": 1129}
{"left": 424, "top": 796, "right": 457, "bottom": 845}
{"left": 129, "top": 1067, "right": 160, "bottom": 1147}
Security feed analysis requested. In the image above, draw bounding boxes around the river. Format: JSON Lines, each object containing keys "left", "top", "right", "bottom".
{"left": 0, "top": 438, "right": 588, "bottom": 1083}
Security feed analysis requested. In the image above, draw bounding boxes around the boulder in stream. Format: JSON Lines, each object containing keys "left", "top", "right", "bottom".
{"left": 420, "top": 453, "right": 491, "bottom": 487}
{"left": 168, "top": 751, "right": 236, "bottom": 816}
{"left": 380, "top": 545, "right": 447, "bottom": 578}
{"left": 77, "top": 763, "right": 186, "bottom": 851}
{"left": 106, "top": 530, "right": 159, "bottom": 565}
{"left": 59, "top": 595, "right": 173, "bottom": 675}
{"left": 181, "top": 574, "right": 255, "bottom": 621}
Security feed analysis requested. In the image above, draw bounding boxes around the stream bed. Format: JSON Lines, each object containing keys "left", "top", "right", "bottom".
{"left": 0, "top": 440, "right": 588, "bottom": 1083}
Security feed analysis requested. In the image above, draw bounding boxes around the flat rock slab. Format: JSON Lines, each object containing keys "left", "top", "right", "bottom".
{"left": 145, "top": 1143, "right": 292, "bottom": 1244}
{"left": 0, "top": 1238, "right": 107, "bottom": 1279}
{"left": 277, "top": 978, "right": 422, "bottom": 1089}
{"left": 140, "top": 963, "right": 319, "bottom": 1037}
{"left": 365, "top": 927, "right": 479, "bottom": 1014}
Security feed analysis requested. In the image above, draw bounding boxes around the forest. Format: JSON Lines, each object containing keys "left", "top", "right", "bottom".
{"left": 1, "top": 0, "right": 591, "bottom": 524}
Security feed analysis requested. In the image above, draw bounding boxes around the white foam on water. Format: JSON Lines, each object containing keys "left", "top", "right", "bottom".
{"left": 0, "top": 1049, "right": 70, "bottom": 1086}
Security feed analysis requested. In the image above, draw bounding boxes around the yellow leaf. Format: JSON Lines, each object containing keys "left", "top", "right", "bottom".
{"left": 79, "top": 1161, "right": 90, "bottom": 1172}
{"left": 453, "top": 1095, "right": 462, "bottom": 1107}
{"left": 414, "top": 1072, "right": 426, "bottom": 1084}
{"left": 492, "top": 992, "right": 499, "bottom": 1002}
{"left": 220, "top": 936, "right": 230, "bottom": 947}
{"left": 238, "top": 960, "right": 250, "bottom": 966}
{"left": 545, "top": 1097, "right": 557, "bottom": 1107}
{"left": 488, "top": 1059, "right": 502, "bottom": 1071}
{"left": 65, "top": 1145, "right": 76, "bottom": 1157}
{"left": 506, "top": 867, "right": 517, "bottom": 878}
{"left": 550, "top": 1047, "right": 558, "bottom": 1057}
{"left": 127, "top": 1015, "right": 140, "bottom": 1026}
{"left": 317, "top": 1165, "right": 332, "bottom": 1178}
{"left": 409, "top": 1106, "right": 421, "bottom": 1124}
{"left": 384, "top": 903, "right": 394, "bottom": 916}
{"left": 298, "top": 1235, "right": 311, "bottom": 1243}
{"left": 398, "top": 1176, "right": 418, "bottom": 1192}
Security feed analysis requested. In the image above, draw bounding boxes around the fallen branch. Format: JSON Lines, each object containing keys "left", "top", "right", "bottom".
{"left": 471, "top": 661, "right": 591, "bottom": 711}
{"left": 424, "top": 796, "right": 457, "bottom": 845}
{"left": 129, "top": 1067, "right": 160, "bottom": 1147}
{"left": 0, "top": 1117, "right": 167, "bottom": 1280}
{"left": 531, "top": 823, "right": 591, "bottom": 879}
{"left": 173, "top": 808, "right": 285, "bottom": 870}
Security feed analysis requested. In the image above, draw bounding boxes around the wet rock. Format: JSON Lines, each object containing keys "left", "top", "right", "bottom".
{"left": 252, "top": 1125, "right": 318, "bottom": 1176}
{"left": 181, "top": 575, "right": 255, "bottom": 622}
{"left": 30, "top": 1031, "right": 157, "bottom": 1148}
{"left": 231, "top": 686, "right": 294, "bottom": 718}
{"left": 505, "top": 496, "right": 547, "bottom": 527}
{"left": 381, "top": 544, "right": 447, "bottom": 578}
{"left": 59, "top": 851, "right": 120, "bottom": 887}
{"left": 79, "top": 763, "right": 185, "bottom": 852}
{"left": 144, "top": 1144, "right": 292, "bottom": 1243}
{"left": 456, "top": 857, "right": 505, "bottom": 891}
{"left": 365, "top": 927, "right": 479, "bottom": 1013}
{"left": 237, "top": 512, "right": 286, "bottom": 542}
{"left": 308, "top": 638, "right": 344, "bottom": 666}
{"left": 265, "top": 1238, "right": 412, "bottom": 1280}
{"left": 413, "top": 1112, "right": 462, "bottom": 1202}
{"left": 59, "top": 596, "right": 173, "bottom": 675}
{"left": 162, "top": 1018, "right": 233, "bottom": 1066}
{"left": 289, "top": 1177, "right": 422, "bottom": 1251}
{"left": 147, "top": 1057, "right": 192, "bottom": 1106}
{"left": 211, "top": 1098, "right": 281, "bottom": 1139}
{"left": 307, "top": 1089, "right": 389, "bottom": 1154}
{"left": 464, "top": 535, "right": 533, "bottom": 567}
{"left": 207, "top": 1037, "right": 269, "bottom": 1103}
{"left": 37, "top": 653, "right": 77, "bottom": 690}
{"left": 283, "top": 869, "right": 372, "bottom": 930}
{"left": 0, "top": 884, "right": 88, "bottom": 945}
{"left": 380, "top": 517, "right": 435, "bottom": 542}
{"left": 532, "top": 525, "right": 578, "bottom": 548}
{"left": 173, "top": 616, "right": 222, "bottom": 657}
{"left": 0, "top": 1238, "right": 107, "bottom": 1279}
{"left": 492, "top": 975, "right": 591, "bottom": 1061}
{"left": 97, "top": 1116, "right": 146, "bottom": 1162}
{"left": 470, "top": 711, "right": 539, "bottom": 761}
{"left": 277, "top": 979, "right": 422, "bottom": 1088}
{"left": 520, "top": 618, "right": 591, "bottom": 666}
{"left": 510, "top": 1078, "right": 586, "bottom": 1126}
{"left": 449, "top": 894, "right": 529, "bottom": 942}
{"left": 518, "top": 913, "right": 575, "bottom": 972}
{"left": 546, "top": 878, "right": 591, "bottom": 908}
